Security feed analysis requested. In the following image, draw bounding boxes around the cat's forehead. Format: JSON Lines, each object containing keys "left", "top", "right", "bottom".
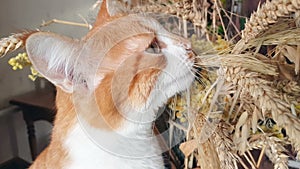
{"left": 86, "top": 14, "right": 166, "bottom": 41}
{"left": 79, "top": 14, "right": 166, "bottom": 60}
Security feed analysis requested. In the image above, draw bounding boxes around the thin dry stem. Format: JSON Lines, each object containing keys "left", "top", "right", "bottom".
{"left": 256, "top": 145, "right": 266, "bottom": 168}
{"left": 41, "top": 19, "right": 91, "bottom": 28}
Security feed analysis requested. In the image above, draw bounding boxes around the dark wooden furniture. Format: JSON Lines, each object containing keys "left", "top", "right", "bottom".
{"left": 0, "top": 157, "right": 30, "bottom": 169}
{"left": 9, "top": 90, "right": 56, "bottom": 161}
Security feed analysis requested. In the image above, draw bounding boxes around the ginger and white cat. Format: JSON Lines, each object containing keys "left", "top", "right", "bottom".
{"left": 24, "top": 0, "right": 195, "bottom": 168}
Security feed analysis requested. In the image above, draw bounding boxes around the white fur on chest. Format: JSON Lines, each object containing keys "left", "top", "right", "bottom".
{"left": 63, "top": 123, "right": 164, "bottom": 169}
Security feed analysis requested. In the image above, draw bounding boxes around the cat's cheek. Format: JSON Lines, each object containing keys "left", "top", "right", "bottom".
{"left": 128, "top": 69, "right": 161, "bottom": 107}
{"left": 155, "top": 46, "right": 194, "bottom": 98}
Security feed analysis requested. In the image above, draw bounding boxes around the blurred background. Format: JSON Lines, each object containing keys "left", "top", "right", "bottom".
{"left": 0, "top": 0, "right": 94, "bottom": 168}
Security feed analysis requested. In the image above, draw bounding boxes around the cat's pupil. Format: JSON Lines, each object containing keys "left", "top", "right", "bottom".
{"left": 145, "top": 38, "right": 161, "bottom": 54}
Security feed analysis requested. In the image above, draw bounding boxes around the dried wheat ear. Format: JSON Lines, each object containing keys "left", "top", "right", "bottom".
{"left": 0, "top": 32, "right": 31, "bottom": 57}
{"left": 242, "top": 0, "right": 300, "bottom": 42}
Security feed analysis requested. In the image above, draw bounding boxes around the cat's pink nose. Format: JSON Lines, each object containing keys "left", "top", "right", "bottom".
{"left": 187, "top": 50, "right": 195, "bottom": 60}
{"left": 180, "top": 42, "right": 194, "bottom": 60}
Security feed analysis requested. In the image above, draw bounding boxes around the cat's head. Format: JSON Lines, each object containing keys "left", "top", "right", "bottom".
{"left": 25, "top": 0, "right": 195, "bottom": 128}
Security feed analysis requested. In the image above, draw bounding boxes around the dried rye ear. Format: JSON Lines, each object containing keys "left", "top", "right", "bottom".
{"left": 0, "top": 31, "right": 35, "bottom": 58}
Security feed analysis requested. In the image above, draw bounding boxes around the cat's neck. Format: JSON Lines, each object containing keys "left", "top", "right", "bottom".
{"left": 52, "top": 88, "right": 158, "bottom": 140}
{"left": 47, "top": 89, "right": 163, "bottom": 169}
{"left": 51, "top": 89, "right": 76, "bottom": 140}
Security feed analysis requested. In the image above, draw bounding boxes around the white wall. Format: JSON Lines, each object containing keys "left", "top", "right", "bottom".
{"left": 0, "top": 0, "right": 95, "bottom": 164}
{"left": 0, "top": 0, "right": 96, "bottom": 108}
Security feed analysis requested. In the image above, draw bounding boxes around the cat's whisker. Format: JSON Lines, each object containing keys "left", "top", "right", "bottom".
{"left": 186, "top": 66, "right": 197, "bottom": 77}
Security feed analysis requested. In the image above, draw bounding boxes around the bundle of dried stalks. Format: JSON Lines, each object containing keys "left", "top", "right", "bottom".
{"left": 132, "top": 0, "right": 216, "bottom": 38}
{"left": 163, "top": 0, "right": 300, "bottom": 169}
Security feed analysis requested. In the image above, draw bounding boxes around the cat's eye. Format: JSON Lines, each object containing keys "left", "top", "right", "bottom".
{"left": 145, "top": 38, "right": 161, "bottom": 54}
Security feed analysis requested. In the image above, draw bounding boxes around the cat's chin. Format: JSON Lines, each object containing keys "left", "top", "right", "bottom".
{"left": 167, "top": 67, "right": 195, "bottom": 96}
{"left": 176, "top": 71, "right": 195, "bottom": 91}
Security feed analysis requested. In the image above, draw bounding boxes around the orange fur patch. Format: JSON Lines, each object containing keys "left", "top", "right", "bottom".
{"left": 30, "top": 89, "right": 76, "bottom": 169}
{"left": 94, "top": 73, "right": 124, "bottom": 130}
{"left": 92, "top": 53, "right": 165, "bottom": 129}
{"left": 128, "top": 68, "right": 161, "bottom": 106}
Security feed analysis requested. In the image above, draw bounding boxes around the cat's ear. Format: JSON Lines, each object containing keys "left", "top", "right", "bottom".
{"left": 94, "top": 0, "right": 110, "bottom": 27}
{"left": 26, "top": 32, "right": 79, "bottom": 93}
{"left": 106, "top": 0, "right": 128, "bottom": 16}
{"left": 94, "top": 0, "right": 127, "bottom": 27}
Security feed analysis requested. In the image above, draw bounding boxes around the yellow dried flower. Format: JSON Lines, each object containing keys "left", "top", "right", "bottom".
{"left": 176, "top": 111, "right": 183, "bottom": 118}
{"left": 28, "top": 66, "right": 42, "bottom": 81}
{"left": 30, "top": 66, "right": 39, "bottom": 76}
{"left": 7, "top": 52, "right": 42, "bottom": 81}
{"left": 190, "top": 34, "right": 215, "bottom": 54}
{"left": 214, "top": 35, "right": 230, "bottom": 51}
{"left": 8, "top": 52, "right": 31, "bottom": 70}
{"left": 28, "top": 74, "right": 36, "bottom": 81}
{"left": 179, "top": 118, "right": 187, "bottom": 123}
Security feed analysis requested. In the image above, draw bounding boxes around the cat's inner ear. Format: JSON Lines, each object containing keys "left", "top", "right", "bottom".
{"left": 106, "top": 0, "right": 128, "bottom": 16}
{"left": 93, "top": 0, "right": 128, "bottom": 27}
{"left": 26, "top": 32, "right": 80, "bottom": 93}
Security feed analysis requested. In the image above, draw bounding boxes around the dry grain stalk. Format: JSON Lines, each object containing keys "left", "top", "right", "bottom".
{"left": 221, "top": 54, "right": 300, "bottom": 158}
{"left": 212, "top": 122, "right": 238, "bottom": 169}
{"left": 0, "top": 32, "right": 32, "bottom": 57}
{"left": 230, "top": 19, "right": 300, "bottom": 81}
{"left": 192, "top": 114, "right": 222, "bottom": 169}
{"left": 132, "top": 0, "right": 214, "bottom": 38}
{"left": 173, "top": 51, "right": 299, "bottom": 168}
{"left": 242, "top": 0, "right": 300, "bottom": 42}
{"left": 233, "top": 19, "right": 297, "bottom": 52}
{"left": 249, "top": 134, "right": 289, "bottom": 169}
{"left": 234, "top": 0, "right": 300, "bottom": 53}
